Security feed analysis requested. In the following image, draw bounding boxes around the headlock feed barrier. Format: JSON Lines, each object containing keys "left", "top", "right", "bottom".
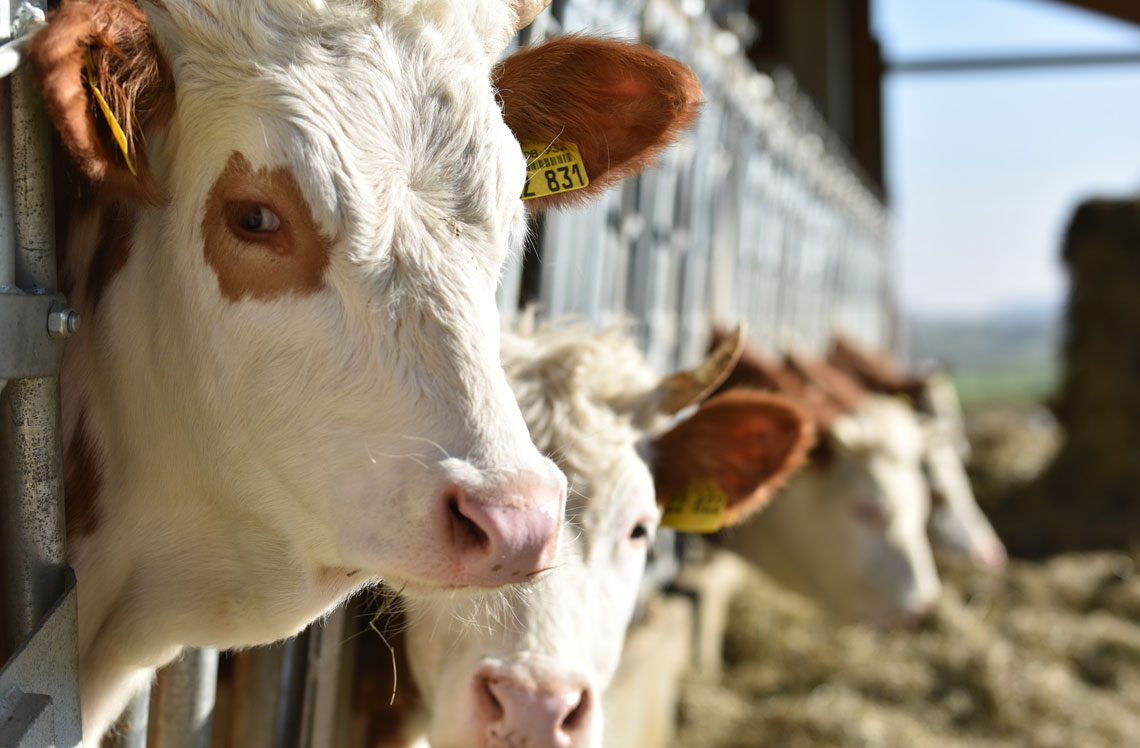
{"left": 0, "top": 0, "right": 891, "bottom": 745}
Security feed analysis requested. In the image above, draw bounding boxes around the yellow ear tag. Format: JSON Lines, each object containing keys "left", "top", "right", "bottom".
{"left": 520, "top": 141, "right": 589, "bottom": 200}
{"left": 84, "top": 52, "right": 137, "bottom": 177}
{"left": 660, "top": 479, "right": 729, "bottom": 533}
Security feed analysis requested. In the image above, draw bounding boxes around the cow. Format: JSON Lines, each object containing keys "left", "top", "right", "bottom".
{"left": 345, "top": 321, "right": 814, "bottom": 748}
{"left": 23, "top": 1, "right": 702, "bottom": 741}
{"left": 712, "top": 338, "right": 943, "bottom": 627}
{"left": 828, "top": 337, "right": 1008, "bottom": 569}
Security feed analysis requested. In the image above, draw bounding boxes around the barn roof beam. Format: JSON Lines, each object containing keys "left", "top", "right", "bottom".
{"left": 888, "top": 50, "right": 1140, "bottom": 74}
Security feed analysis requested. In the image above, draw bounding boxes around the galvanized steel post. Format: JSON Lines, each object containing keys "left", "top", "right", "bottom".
{"left": 147, "top": 649, "right": 220, "bottom": 748}
{"left": 224, "top": 639, "right": 307, "bottom": 748}
{"left": 0, "top": 2, "right": 84, "bottom": 747}
{"left": 0, "top": 0, "right": 67, "bottom": 658}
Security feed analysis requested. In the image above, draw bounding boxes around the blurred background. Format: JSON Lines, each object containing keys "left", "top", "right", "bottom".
{"left": 498, "top": 0, "right": 1140, "bottom": 745}
{"left": 633, "top": 1, "right": 1140, "bottom": 746}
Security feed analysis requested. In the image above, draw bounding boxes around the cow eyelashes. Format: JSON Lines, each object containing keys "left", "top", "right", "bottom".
{"left": 226, "top": 201, "right": 282, "bottom": 241}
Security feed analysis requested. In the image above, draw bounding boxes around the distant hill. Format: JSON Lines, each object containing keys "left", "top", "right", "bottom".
{"left": 907, "top": 301, "right": 1062, "bottom": 407}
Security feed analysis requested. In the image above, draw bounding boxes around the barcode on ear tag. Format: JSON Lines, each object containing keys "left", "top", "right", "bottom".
{"left": 660, "top": 479, "right": 728, "bottom": 533}
{"left": 520, "top": 141, "right": 589, "bottom": 200}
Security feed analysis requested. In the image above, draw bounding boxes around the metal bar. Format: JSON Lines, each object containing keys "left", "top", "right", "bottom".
{"left": 0, "top": 3, "right": 19, "bottom": 289}
{"left": 221, "top": 638, "right": 308, "bottom": 748}
{"left": 0, "top": 79, "right": 13, "bottom": 289}
{"left": 0, "top": 0, "right": 63, "bottom": 661}
{"left": 9, "top": 3, "right": 53, "bottom": 290}
{"left": 296, "top": 606, "right": 347, "bottom": 748}
{"left": 274, "top": 634, "right": 309, "bottom": 746}
{"left": 0, "top": 569, "right": 82, "bottom": 748}
{"left": 888, "top": 51, "right": 1140, "bottom": 74}
{"left": 0, "top": 376, "right": 66, "bottom": 654}
{"left": 114, "top": 690, "right": 151, "bottom": 748}
{"left": 146, "top": 648, "right": 220, "bottom": 748}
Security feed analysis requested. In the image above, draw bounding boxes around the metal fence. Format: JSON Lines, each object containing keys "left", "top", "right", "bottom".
{"left": 499, "top": 0, "right": 893, "bottom": 372}
{"left": 0, "top": 1, "right": 891, "bottom": 746}
{"left": 1, "top": 0, "right": 85, "bottom": 745}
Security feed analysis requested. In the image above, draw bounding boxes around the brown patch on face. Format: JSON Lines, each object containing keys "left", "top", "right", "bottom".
{"left": 65, "top": 412, "right": 102, "bottom": 544}
{"left": 202, "top": 152, "right": 332, "bottom": 302}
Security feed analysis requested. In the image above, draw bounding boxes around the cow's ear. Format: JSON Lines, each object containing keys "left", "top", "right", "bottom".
{"left": 651, "top": 390, "right": 815, "bottom": 532}
{"left": 611, "top": 324, "right": 745, "bottom": 428}
{"left": 27, "top": 0, "right": 174, "bottom": 203}
{"left": 494, "top": 35, "right": 701, "bottom": 211}
{"left": 657, "top": 325, "right": 746, "bottom": 415}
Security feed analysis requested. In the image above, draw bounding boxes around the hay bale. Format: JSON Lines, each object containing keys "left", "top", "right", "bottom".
{"left": 988, "top": 198, "right": 1140, "bottom": 556}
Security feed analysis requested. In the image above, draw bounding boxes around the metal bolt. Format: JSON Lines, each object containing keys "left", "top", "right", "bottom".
{"left": 47, "top": 303, "right": 80, "bottom": 339}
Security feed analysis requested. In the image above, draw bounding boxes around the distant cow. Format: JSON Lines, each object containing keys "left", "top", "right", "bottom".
{"left": 348, "top": 322, "right": 813, "bottom": 748}
{"left": 714, "top": 338, "right": 942, "bottom": 626}
{"left": 829, "top": 337, "right": 1007, "bottom": 569}
{"left": 25, "top": 0, "right": 701, "bottom": 741}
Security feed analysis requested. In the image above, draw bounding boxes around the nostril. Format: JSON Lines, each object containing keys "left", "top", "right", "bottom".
{"left": 448, "top": 490, "right": 490, "bottom": 552}
{"left": 560, "top": 688, "right": 590, "bottom": 734}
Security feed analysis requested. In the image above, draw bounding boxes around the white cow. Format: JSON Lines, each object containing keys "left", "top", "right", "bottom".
{"left": 24, "top": 1, "right": 701, "bottom": 741}
{"left": 714, "top": 346, "right": 942, "bottom": 627}
{"left": 349, "top": 322, "right": 814, "bottom": 748}
{"left": 918, "top": 372, "right": 1008, "bottom": 569}
{"left": 828, "top": 338, "right": 1008, "bottom": 570}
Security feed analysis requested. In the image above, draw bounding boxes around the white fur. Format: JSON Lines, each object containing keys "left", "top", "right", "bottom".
{"left": 403, "top": 323, "right": 664, "bottom": 748}
{"left": 721, "top": 395, "right": 943, "bottom": 627}
{"left": 919, "top": 373, "right": 1007, "bottom": 569}
{"left": 59, "top": 2, "right": 566, "bottom": 742}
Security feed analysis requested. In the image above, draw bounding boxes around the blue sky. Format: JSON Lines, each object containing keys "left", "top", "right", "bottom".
{"left": 872, "top": 0, "right": 1140, "bottom": 319}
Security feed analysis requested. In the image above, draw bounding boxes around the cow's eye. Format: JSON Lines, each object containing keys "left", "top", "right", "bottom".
{"left": 239, "top": 205, "right": 281, "bottom": 233}
{"left": 852, "top": 498, "right": 889, "bottom": 530}
{"left": 228, "top": 202, "right": 282, "bottom": 238}
{"left": 630, "top": 523, "right": 650, "bottom": 541}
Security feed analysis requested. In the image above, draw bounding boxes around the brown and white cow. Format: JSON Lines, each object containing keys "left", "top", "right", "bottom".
{"left": 23, "top": 1, "right": 701, "bottom": 741}
{"left": 347, "top": 322, "right": 813, "bottom": 748}
{"left": 714, "top": 338, "right": 943, "bottom": 626}
{"left": 829, "top": 336, "right": 1008, "bottom": 569}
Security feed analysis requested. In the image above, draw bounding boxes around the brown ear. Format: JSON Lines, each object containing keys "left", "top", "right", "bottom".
{"left": 652, "top": 390, "right": 815, "bottom": 530}
{"left": 785, "top": 351, "right": 866, "bottom": 413}
{"left": 828, "top": 335, "right": 924, "bottom": 403}
{"left": 712, "top": 336, "right": 789, "bottom": 397}
{"left": 494, "top": 35, "right": 701, "bottom": 211}
{"left": 27, "top": 0, "right": 173, "bottom": 203}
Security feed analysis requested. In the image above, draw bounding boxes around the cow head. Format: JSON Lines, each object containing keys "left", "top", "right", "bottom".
{"left": 30, "top": 3, "right": 702, "bottom": 738}
{"left": 919, "top": 373, "right": 1007, "bottom": 569}
{"left": 829, "top": 339, "right": 1007, "bottom": 570}
{"left": 32, "top": 0, "right": 704, "bottom": 595}
{"left": 732, "top": 394, "right": 943, "bottom": 627}
{"left": 401, "top": 324, "right": 812, "bottom": 748}
{"left": 714, "top": 345, "right": 942, "bottom": 627}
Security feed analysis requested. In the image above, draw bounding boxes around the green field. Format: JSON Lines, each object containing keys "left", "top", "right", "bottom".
{"left": 909, "top": 305, "right": 1061, "bottom": 410}
{"left": 953, "top": 364, "right": 1059, "bottom": 410}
